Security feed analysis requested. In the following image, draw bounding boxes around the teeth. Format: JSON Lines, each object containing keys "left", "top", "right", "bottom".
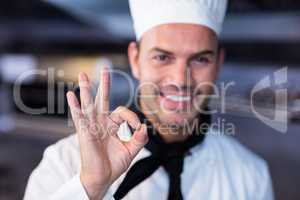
{"left": 166, "top": 95, "right": 191, "bottom": 102}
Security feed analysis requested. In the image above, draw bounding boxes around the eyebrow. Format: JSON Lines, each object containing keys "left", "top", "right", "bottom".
{"left": 189, "top": 50, "right": 215, "bottom": 59}
{"left": 150, "top": 47, "right": 173, "bottom": 55}
{"left": 149, "top": 47, "right": 215, "bottom": 58}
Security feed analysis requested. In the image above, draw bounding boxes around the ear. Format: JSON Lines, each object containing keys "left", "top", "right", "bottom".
{"left": 217, "top": 48, "right": 225, "bottom": 72}
{"left": 128, "top": 42, "right": 140, "bottom": 80}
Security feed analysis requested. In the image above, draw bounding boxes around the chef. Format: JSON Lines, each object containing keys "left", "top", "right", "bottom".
{"left": 24, "top": 0, "right": 274, "bottom": 199}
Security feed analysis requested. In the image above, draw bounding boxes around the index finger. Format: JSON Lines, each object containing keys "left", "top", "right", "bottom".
{"left": 95, "top": 66, "right": 110, "bottom": 114}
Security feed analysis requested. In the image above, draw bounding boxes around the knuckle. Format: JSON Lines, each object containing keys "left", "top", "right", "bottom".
{"left": 131, "top": 111, "right": 138, "bottom": 119}
{"left": 78, "top": 118, "right": 89, "bottom": 131}
{"left": 127, "top": 110, "right": 138, "bottom": 120}
{"left": 82, "top": 104, "right": 95, "bottom": 115}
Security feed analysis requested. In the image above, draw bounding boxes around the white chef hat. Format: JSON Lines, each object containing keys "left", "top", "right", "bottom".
{"left": 129, "top": 0, "right": 228, "bottom": 40}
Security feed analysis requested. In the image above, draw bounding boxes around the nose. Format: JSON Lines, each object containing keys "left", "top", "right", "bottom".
{"left": 169, "top": 61, "right": 192, "bottom": 87}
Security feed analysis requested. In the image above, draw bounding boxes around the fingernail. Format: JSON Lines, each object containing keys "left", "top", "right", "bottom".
{"left": 79, "top": 72, "right": 87, "bottom": 81}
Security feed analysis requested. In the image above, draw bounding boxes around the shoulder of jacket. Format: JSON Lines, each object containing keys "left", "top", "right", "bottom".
{"left": 42, "top": 134, "right": 79, "bottom": 163}
{"left": 205, "top": 129, "right": 269, "bottom": 172}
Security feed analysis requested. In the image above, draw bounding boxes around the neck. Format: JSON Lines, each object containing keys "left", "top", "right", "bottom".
{"left": 140, "top": 100, "right": 191, "bottom": 143}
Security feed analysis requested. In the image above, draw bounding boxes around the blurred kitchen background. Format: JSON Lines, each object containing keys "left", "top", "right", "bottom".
{"left": 0, "top": 0, "right": 300, "bottom": 199}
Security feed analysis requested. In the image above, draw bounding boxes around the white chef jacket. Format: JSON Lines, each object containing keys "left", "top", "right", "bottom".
{"left": 24, "top": 128, "right": 274, "bottom": 200}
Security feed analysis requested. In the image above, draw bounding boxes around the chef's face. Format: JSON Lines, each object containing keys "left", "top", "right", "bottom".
{"left": 128, "top": 24, "right": 224, "bottom": 127}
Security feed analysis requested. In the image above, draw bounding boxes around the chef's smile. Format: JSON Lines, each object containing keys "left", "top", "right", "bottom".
{"left": 155, "top": 85, "right": 200, "bottom": 112}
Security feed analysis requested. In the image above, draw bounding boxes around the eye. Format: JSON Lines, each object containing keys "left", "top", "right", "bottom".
{"left": 195, "top": 56, "right": 209, "bottom": 64}
{"left": 153, "top": 54, "right": 169, "bottom": 62}
{"left": 189, "top": 56, "right": 212, "bottom": 67}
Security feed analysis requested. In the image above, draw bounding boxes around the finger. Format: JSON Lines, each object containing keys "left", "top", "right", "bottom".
{"left": 109, "top": 106, "right": 141, "bottom": 130}
{"left": 95, "top": 66, "right": 110, "bottom": 114}
{"left": 124, "top": 124, "right": 148, "bottom": 158}
{"left": 79, "top": 72, "right": 95, "bottom": 119}
{"left": 68, "top": 91, "right": 101, "bottom": 143}
{"left": 66, "top": 91, "right": 84, "bottom": 130}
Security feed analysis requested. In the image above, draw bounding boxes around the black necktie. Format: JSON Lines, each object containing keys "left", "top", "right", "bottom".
{"left": 114, "top": 109, "right": 211, "bottom": 200}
